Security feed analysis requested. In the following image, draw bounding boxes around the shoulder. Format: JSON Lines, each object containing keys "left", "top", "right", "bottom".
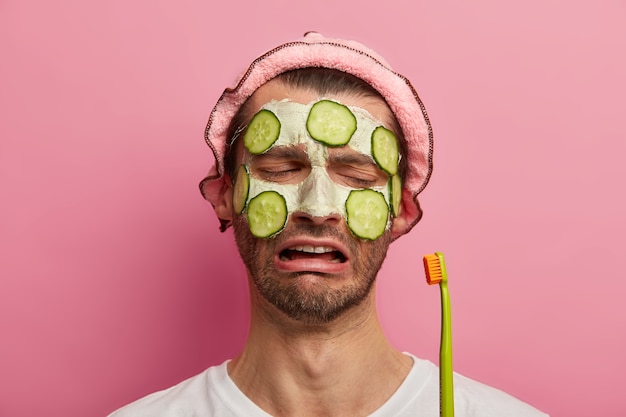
{"left": 454, "top": 374, "right": 547, "bottom": 417}
{"left": 107, "top": 362, "right": 226, "bottom": 417}
{"left": 396, "top": 354, "right": 549, "bottom": 417}
{"left": 452, "top": 372, "right": 549, "bottom": 417}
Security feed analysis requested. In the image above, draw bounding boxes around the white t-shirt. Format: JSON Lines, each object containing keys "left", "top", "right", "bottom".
{"left": 108, "top": 354, "right": 548, "bottom": 417}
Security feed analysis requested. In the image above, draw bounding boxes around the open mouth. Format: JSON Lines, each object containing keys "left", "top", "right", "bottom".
{"left": 279, "top": 245, "right": 347, "bottom": 263}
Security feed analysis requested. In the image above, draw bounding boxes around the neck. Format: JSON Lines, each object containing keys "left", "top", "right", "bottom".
{"left": 228, "top": 283, "right": 412, "bottom": 417}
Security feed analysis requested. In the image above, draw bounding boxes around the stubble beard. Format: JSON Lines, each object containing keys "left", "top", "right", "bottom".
{"left": 233, "top": 215, "right": 392, "bottom": 325}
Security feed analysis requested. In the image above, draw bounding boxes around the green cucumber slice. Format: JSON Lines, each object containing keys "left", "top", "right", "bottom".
{"left": 389, "top": 174, "right": 402, "bottom": 218}
{"left": 232, "top": 165, "right": 249, "bottom": 214}
{"left": 345, "top": 189, "right": 389, "bottom": 240}
{"left": 371, "top": 126, "right": 399, "bottom": 176}
{"left": 243, "top": 109, "right": 281, "bottom": 154}
{"left": 246, "top": 191, "right": 287, "bottom": 238}
{"left": 306, "top": 100, "right": 357, "bottom": 146}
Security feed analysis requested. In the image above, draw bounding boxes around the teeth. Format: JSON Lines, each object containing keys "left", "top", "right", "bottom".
{"left": 290, "top": 245, "right": 335, "bottom": 254}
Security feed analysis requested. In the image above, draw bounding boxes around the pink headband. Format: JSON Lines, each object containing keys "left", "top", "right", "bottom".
{"left": 200, "top": 32, "right": 433, "bottom": 237}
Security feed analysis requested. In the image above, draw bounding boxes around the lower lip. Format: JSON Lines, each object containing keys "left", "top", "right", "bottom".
{"left": 274, "top": 256, "right": 350, "bottom": 274}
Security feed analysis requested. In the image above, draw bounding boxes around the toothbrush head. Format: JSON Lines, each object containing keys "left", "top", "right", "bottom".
{"left": 423, "top": 252, "right": 448, "bottom": 285}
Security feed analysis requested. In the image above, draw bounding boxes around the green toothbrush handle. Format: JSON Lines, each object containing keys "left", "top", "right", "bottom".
{"left": 440, "top": 280, "right": 454, "bottom": 417}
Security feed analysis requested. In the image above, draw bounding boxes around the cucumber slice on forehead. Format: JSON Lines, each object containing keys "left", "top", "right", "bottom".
{"left": 371, "top": 126, "right": 399, "bottom": 176}
{"left": 306, "top": 100, "right": 357, "bottom": 146}
{"left": 345, "top": 189, "right": 389, "bottom": 240}
{"left": 243, "top": 109, "right": 281, "bottom": 154}
{"left": 246, "top": 191, "right": 288, "bottom": 238}
{"left": 232, "top": 165, "right": 250, "bottom": 215}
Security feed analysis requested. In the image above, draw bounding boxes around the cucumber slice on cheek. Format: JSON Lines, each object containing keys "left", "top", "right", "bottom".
{"left": 389, "top": 174, "right": 402, "bottom": 218}
{"left": 244, "top": 109, "right": 281, "bottom": 154}
{"left": 345, "top": 189, "right": 390, "bottom": 240}
{"left": 246, "top": 191, "right": 288, "bottom": 238}
{"left": 232, "top": 165, "right": 250, "bottom": 215}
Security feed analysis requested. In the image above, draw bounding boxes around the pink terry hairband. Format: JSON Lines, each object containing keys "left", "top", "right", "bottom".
{"left": 200, "top": 31, "right": 433, "bottom": 237}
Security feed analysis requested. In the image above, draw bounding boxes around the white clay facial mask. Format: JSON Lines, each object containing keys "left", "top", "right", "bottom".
{"left": 234, "top": 99, "right": 401, "bottom": 240}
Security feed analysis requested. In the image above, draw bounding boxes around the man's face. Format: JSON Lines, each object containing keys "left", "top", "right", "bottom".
{"left": 228, "top": 80, "right": 401, "bottom": 324}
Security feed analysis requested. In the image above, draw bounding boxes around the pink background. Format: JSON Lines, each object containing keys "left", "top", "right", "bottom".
{"left": 1, "top": 1, "right": 624, "bottom": 416}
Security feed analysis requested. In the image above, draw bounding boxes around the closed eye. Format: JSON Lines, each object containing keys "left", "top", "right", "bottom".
{"left": 248, "top": 146, "right": 310, "bottom": 183}
{"left": 336, "top": 171, "right": 381, "bottom": 188}
{"left": 327, "top": 149, "right": 389, "bottom": 188}
{"left": 257, "top": 165, "right": 304, "bottom": 181}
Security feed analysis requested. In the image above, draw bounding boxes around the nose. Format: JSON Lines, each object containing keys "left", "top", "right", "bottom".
{"left": 292, "top": 209, "right": 342, "bottom": 226}
{"left": 292, "top": 167, "right": 344, "bottom": 225}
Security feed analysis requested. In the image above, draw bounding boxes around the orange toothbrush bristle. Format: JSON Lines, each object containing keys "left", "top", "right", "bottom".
{"left": 423, "top": 253, "right": 443, "bottom": 285}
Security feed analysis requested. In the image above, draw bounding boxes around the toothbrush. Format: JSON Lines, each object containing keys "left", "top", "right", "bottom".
{"left": 423, "top": 252, "right": 455, "bottom": 417}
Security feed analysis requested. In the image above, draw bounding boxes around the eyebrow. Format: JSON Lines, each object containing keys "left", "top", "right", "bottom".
{"left": 328, "top": 149, "right": 377, "bottom": 167}
{"left": 250, "top": 146, "right": 308, "bottom": 162}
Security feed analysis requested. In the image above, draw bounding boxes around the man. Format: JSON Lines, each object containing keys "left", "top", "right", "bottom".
{"left": 109, "top": 32, "right": 548, "bottom": 416}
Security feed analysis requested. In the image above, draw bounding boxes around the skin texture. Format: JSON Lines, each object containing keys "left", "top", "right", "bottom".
{"left": 213, "top": 79, "right": 414, "bottom": 417}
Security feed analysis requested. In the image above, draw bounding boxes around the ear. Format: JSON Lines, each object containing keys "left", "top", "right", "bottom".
{"left": 390, "top": 210, "right": 409, "bottom": 240}
{"left": 213, "top": 175, "right": 234, "bottom": 225}
{"left": 390, "top": 194, "right": 423, "bottom": 241}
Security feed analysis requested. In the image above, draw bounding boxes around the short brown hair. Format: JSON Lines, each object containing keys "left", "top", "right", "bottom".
{"left": 223, "top": 67, "right": 407, "bottom": 181}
